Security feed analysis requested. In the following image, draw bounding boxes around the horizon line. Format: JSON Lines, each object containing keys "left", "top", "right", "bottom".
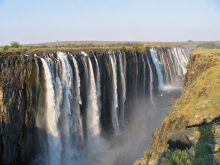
{"left": 1, "top": 40, "right": 220, "bottom": 46}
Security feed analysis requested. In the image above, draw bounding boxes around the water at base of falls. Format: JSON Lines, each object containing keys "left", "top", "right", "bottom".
{"left": 31, "top": 48, "right": 188, "bottom": 165}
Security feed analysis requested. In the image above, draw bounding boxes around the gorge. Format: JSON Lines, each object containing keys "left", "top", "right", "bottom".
{"left": 0, "top": 47, "right": 188, "bottom": 165}
{"left": 136, "top": 49, "right": 220, "bottom": 165}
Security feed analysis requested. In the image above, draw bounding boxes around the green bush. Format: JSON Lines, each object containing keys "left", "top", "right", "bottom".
{"left": 171, "top": 150, "right": 192, "bottom": 165}
{"left": 2, "top": 45, "right": 10, "bottom": 51}
{"left": 132, "top": 43, "right": 142, "bottom": 50}
{"left": 10, "top": 41, "right": 21, "bottom": 48}
{"left": 161, "top": 149, "right": 192, "bottom": 165}
{"left": 197, "top": 42, "right": 220, "bottom": 49}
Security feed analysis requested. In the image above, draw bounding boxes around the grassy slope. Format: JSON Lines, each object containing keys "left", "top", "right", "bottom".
{"left": 135, "top": 49, "right": 220, "bottom": 165}
{"left": 174, "top": 49, "right": 220, "bottom": 125}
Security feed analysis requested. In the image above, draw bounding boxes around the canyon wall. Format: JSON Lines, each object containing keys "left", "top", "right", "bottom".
{"left": 136, "top": 49, "right": 220, "bottom": 165}
{"left": 0, "top": 48, "right": 188, "bottom": 165}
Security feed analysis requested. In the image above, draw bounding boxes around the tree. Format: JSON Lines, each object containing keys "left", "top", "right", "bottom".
{"left": 2, "top": 45, "right": 10, "bottom": 51}
{"left": 10, "top": 41, "right": 20, "bottom": 48}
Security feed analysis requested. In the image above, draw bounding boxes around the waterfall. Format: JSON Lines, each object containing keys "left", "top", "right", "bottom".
{"left": 93, "top": 54, "right": 101, "bottom": 110}
{"left": 71, "top": 56, "right": 84, "bottom": 143}
{"left": 150, "top": 48, "right": 164, "bottom": 91}
{"left": 146, "top": 57, "right": 155, "bottom": 105}
{"left": 134, "top": 53, "right": 139, "bottom": 99}
{"left": 41, "top": 58, "right": 61, "bottom": 165}
{"left": 0, "top": 48, "right": 190, "bottom": 165}
{"left": 86, "top": 54, "right": 100, "bottom": 139}
{"left": 173, "top": 48, "right": 188, "bottom": 75}
{"left": 57, "top": 52, "right": 75, "bottom": 163}
{"left": 109, "top": 53, "right": 120, "bottom": 134}
{"left": 118, "top": 52, "right": 126, "bottom": 128}
{"left": 141, "top": 54, "right": 146, "bottom": 97}
{"left": 150, "top": 48, "right": 188, "bottom": 91}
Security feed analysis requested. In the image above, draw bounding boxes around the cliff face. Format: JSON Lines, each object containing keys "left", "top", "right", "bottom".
{"left": 0, "top": 50, "right": 156, "bottom": 164}
{"left": 0, "top": 51, "right": 132, "bottom": 164}
{"left": 136, "top": 49, "right": 220, "bottom": 165}
{"left": 0, "top": 48, "right": 188, "bottom": 165}
{"left": 0, "top": 56, "right": 41, "bottom": 164}
{"left": 0, "top": 56, "right": 39, "bottom": 164}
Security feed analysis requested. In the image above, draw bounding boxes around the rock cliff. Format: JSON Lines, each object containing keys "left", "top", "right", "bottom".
{"left": 0, "top": 48, "right": 188, "bottom": 164}
{"left": 136, "top": 49, "right": 220, "bottom": 165}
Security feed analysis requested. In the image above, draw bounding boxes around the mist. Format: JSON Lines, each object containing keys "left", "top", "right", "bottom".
{"left": 78, "top": 89, "right": 182, "bottom": 165}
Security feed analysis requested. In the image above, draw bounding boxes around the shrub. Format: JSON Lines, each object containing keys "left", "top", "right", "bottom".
{"left": 161, "top": 149, "right": 192, "bottom": 165}
{"left": 10, "top": 41, "right": 21, "bottom": 48}
{"left": 2, "top": 45, "right": 10, "bottom": 51}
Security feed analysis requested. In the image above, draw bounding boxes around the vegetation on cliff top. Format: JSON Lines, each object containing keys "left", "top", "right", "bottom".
{"left": 0, "top": 41, "right": 185, "bottom": 55}
{"left": 197, "top": 42, "right": 220, "bottom": 49}
{"left": 135, "top": 49, "right": 220, "bottom": 165}
{"left": 174, "top": 49, "right": 220, "bottom": 125}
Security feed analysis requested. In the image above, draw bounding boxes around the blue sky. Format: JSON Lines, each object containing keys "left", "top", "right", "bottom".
{"left": 0, "top": 0, "right": 220, "bottom": 45}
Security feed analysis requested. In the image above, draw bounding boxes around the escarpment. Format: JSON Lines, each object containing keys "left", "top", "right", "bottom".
{"left": 0, "top": 48, "right": 188, "bottom": 165}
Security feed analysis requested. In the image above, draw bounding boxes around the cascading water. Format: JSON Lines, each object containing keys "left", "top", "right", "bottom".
{"left": 154, "top": 48, "right": 188, "bottom": 86}
{"left": 150, "top": 48, "right": 188, "bottom": 91}
{"left": 0, "top": 47, "right": 189, "bottom": 165}
{"left": 172, "top": 48, "right": 188, "bottom": 75}
{"left": 86, "top": 55, "right": 100, "bottom": 139}
{"left": 71, "top": 56, "right": 84, "bottom": 144}
{"left": 146, "top": 57, "right": 155, "bottom": 105}
{"left": 109, "top": 52, "right": 120, "bottom": 135}
{"left": 142, "top": 55, "right": 146, "bottom": 97}
{"left": 118, "top": 52, "right": 126, "bottom": 128}
{"left": 56, "top": 52, "right": 75, "bottom": 164}
{"left": 150, "top": 48, "right": 165, "bottom": 91}
{"left": 93, "top": 54, "right": 101, "bottom": 110}
{"left": 40, "top": 58, "right": 61, "bottom": 165}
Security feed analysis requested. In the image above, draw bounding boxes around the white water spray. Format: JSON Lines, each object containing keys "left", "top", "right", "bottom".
{"left": 93, "top": 55, "right": 101, "bottom": 109}
{"left": 72, "top": 56, "right": 84, "bottom": 143}
{"left": 57, "top": 52, "right": 74, "bottom": 163}
{"left": 150, "top": 48, "right": 164, "bottom": 91}
{"left": 41, "top": 58, "right": 61, "bottom": 165}
{"left": 109, "top": 54, "right": 120, "bottom": 134}
{"left": 118, "top": 52, "right": 126, "bottom": 127}
{"left": 146, "top": 57, "right": 155, "bottom": 105}
{"left": 87, "top": 56, "right": 101, "bottom": 139}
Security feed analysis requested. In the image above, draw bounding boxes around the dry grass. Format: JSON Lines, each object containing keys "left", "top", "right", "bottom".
{"left": 172, "top": 49, "right": 220, "bottom": 126}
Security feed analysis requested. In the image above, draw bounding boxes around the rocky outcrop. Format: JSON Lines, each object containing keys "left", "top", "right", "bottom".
{"left": 136, "top": 49, "right": 220, "bottom": 165}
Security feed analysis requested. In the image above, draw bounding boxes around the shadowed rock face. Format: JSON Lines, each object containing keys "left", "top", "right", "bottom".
{"left": 0, "top": 48, "right": 188, "bottom": 165}
{"left": 0, "top": 56, "right": 39, "bottom": 164}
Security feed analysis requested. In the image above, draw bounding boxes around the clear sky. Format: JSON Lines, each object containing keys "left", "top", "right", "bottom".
{"left": 0, "top": 0, "right": 220, "bottom": 45}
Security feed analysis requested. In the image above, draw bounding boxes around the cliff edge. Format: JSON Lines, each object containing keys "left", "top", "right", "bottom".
{"left": 136, "top": 49, "right": 220, "bottom": 165}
